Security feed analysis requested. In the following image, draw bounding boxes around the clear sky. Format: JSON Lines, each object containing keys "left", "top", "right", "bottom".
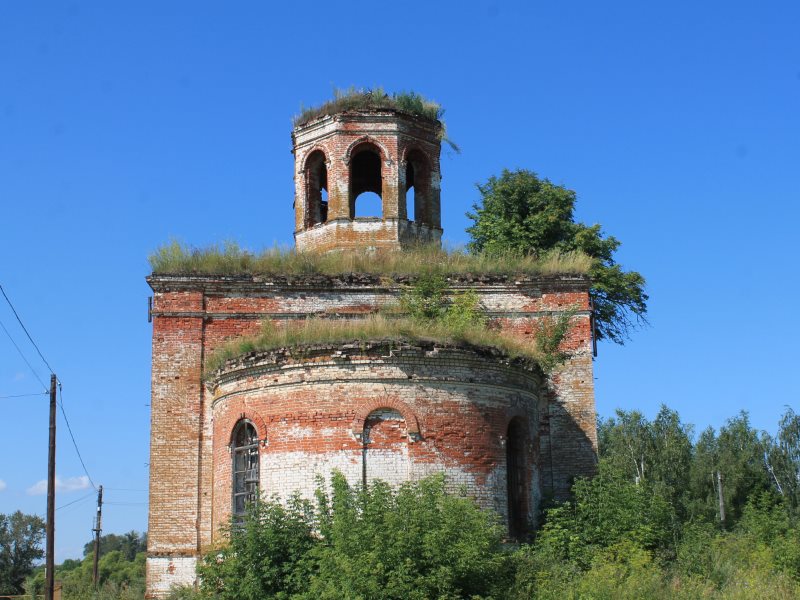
{"left": 1, "top": 1, "right": 798, "bottom": 562}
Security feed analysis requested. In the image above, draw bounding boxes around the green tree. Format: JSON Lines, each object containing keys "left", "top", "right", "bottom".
{"left": 466, "top": 169, "right": 647, "bottom": 344}
{"left": 534, "top": 463, "right": 675, "bottom": 569}
{"left": 598, "top": 406, "right": 693, "bottom": 519}
{"left": 765, "top": 407, "right": 800, "bottom": 515}
{"left": 82, "top": 531, "right": 147, "bottom": 562}
{"left": 0, "top": 511, "right": 45, "bottom": 594}
{"left": 689, "top": 412, "right": 771, "bottom": 526}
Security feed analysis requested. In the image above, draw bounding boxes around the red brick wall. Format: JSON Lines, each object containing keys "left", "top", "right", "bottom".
{"left": 145, "top": 274, "right": 596, "bottom": 597}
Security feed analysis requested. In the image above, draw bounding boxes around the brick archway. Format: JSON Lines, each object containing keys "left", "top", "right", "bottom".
{"left": 351, "top": 398, "right": 421, "bottom": 441}
{"left": 217, "top": 408, "right": 268, "bottom": 446}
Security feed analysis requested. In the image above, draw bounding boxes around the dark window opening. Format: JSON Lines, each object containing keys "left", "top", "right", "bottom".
{"left": 232, "top": 421, "right": 259, "bottom": 519}
{"left": 506, "top": 418, "right": 529, "bottom": 539}
{"left": 350, "top": 146, "right": 382, "bottom": 218}
{"left": 405, "top": 150, "right": 430, "bottom": 225}
{"left": 305, "top": 151, "right": 328, "bottom": 227}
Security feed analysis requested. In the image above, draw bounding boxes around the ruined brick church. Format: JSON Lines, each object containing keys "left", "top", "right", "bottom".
{"left": 144, "top": 103, "right": 598, "bottom": 597}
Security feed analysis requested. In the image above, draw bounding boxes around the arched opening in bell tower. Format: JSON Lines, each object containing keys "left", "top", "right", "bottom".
{"left": 349, "top": 143, "right": 383, "bottom": 218}
{"left": 304, "top": 150, "right": 328, "bottom": 227}
{"left": 405, "top": 149, "right": 431, "bottom": 225}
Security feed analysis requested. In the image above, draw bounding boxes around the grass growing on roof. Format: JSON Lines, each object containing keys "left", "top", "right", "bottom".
{"left": 148, "top": 241, "right": 592, "bottom": 278}
{"left": 206, "top": 315, "right": 552, "bottom": 375}
{"left": 293, "top": 87, "right": 460, "bottom": 152}
{"left": 293, "top": 87, "right": 443, "bottom": 126}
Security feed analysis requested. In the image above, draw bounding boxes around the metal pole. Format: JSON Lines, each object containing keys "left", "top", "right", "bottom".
{"left": 45, "top": 374, "right": 57, "bottom": 600}
{"left": 92, "top": 485, "right": 103, "bottom": 587}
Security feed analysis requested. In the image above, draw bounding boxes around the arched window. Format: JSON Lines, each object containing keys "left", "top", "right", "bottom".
{"left": 304, "top": 150, "right": 328, "bottom": 227}
{"left": 232, "top": 421, "right": 259, "bottom": 518}
{"left": 349, "top": 144, "right": 383, "bottom": 218}
{"left": 405, "top": 149, "right": 431, "bottom": 225}
{"left": 506, "top": 418, "right": 529, "bottom": 539}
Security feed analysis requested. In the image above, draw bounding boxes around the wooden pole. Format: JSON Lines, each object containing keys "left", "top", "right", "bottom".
{"left": 92, "top": 485, "right": 103, "bottom": 587}
{"left": 45, "top": 374, "right": 57, "bottom": 600}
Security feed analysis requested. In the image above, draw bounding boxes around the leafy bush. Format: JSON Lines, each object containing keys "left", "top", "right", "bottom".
{"left": 194, "top": 474, "right": 512, "bottom": 600}
{"left": 196, "top": 497, "right": 315, "bottom": 600}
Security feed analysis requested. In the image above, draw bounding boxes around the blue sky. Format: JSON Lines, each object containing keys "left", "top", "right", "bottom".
{"left": 1, "top": 1, "right": 798, "bottom": 561}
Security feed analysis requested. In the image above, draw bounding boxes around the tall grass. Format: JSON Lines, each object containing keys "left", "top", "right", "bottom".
{"left": 206, "top": 315, "right": 546, "bottom": 375}
{"left": 148, "top": 241, "right": 592, "bottom": 278}
{"left": 294, "top": 87, "right": 442, "bottom": 126}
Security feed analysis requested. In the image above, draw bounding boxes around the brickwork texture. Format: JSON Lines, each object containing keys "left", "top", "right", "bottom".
{"left": 144, "top": 107, "right": 598, "bottom": 597}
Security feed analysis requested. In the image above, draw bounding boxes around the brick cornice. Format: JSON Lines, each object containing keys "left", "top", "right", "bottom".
{"left": 146, "top": 273, "right": 591, "bottom": 294}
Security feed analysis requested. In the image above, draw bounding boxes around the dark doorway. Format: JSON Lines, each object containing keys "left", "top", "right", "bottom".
{"left": 506, "top": 418, "right": 529, "bottom": 538}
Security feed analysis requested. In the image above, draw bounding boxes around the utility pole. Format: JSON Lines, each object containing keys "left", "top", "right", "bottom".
{"left": 92, "top": 485, "right": 104, "bottom": 587}
{"left": 45, "top": 374, "right": 57, "bottom": 600}
{"left": 717, "top": 470, "right": 726, "bottom": 525}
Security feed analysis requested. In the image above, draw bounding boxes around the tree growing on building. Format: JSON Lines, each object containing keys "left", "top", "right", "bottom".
{"left": 467, "top": 168, "right": 648, "bottom": 344}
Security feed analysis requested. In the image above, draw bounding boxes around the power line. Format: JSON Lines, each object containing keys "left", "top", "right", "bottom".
{"left": 0, "top": 316, "right": 48, "bottom": 391}
{"left": 57, "top": 384, "right": 97, "bottom": 491}
{"left": 0, "top": 391, "right": 48, "bottom": 399}
{"left": 0, "top": 284, "right": 56, "bottom": 374}
{"left": 56, "top": 491, "right": 95, "bottom": 511}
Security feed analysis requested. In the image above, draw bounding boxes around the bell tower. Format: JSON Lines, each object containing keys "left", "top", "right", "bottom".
{"left": 292, "top": 107, "right": 443, "bottom": 252}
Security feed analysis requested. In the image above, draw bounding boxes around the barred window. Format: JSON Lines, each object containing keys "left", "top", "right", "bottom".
{"left": 232, "top": 421, "right": 259, "bottom": 518}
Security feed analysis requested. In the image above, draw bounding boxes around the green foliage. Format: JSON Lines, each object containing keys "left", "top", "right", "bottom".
{"left": 599, "top": 406, "right": 693, "bottom": 520}
{"left": 530, "top": 310, "right": 575, "bottom": 374}
{"left": 466, "top": 168, "right": 648, "bottom": 344}
{"left": 193, "top": 474, "right": 511, "bottom": 600}
{"left": 0, "top": 511, "right": 45, "bottom": 594}
{"left": 148, "top": 241, "right": 591, "bottom": 279}
{"left": 309, "top": 473, "right": 510, "bottom": 600}
{"left": 689, "top": 412, "right": 771, "bottom": 525}
{"left": 82, "top": 531, "right": 147, "bottom": 562}
{"left": 196, "top": 497, "right": 316, "bottom": 600}
{"left": 399, "top": 274, "right": 448, "bottom": 322}
{"left": 535, "top": 463, "right": 675, "bottom": 569}
{"left": 765, "top": 407, "right": 800, "bottom": 515}
{"left": 399, "top": 274, "right": 487, "bottom": 333}
{"left": 25, "top": 531, "right": 146, "bottom": 600}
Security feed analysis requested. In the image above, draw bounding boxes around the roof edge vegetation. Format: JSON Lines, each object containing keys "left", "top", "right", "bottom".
{"left": 148, "top": 241, "right": 593, "bottom": 280}
{"left": 293, "top": 87, "right": 443, "bottom": 128}
{"left": 205, "top": 315, "right": 572, "bottom": 377}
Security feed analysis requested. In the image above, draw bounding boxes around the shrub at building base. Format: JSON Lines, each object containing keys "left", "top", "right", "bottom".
{"left": 186, "top": 474, "right": 511, "bottom": 600}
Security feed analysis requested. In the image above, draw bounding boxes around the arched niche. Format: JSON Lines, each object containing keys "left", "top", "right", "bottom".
{"left": 361, "top": 408, "right": 410, "bottom": 488}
